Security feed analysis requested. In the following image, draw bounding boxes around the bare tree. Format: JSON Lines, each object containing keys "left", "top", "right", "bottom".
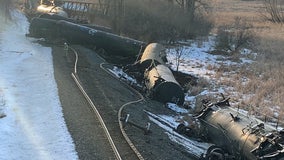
{"left": 0, "top": 0, "right": 13, "bottom": 20}
{"left": 119, "top": 0, "right": 212, "bottom": 42}
{"left": 262, "top": 0, "right": 284, "bottom": 23}
{"left": 216, "top": 17, "right": 255, "bottom": 53}
{"left": 112, "top": 0, "right": 124, "bottom": 33}
{"left": 174, "top": 45, "right": 187, "bottom": 72}
{"left": 179, "top": 0, "right": 195, "bottom": 21}
{"left": 88, "top": 0, "right": 212, "bottom": 41}
{"left": 174, "top": 0, "right": 211, "bottom": 21}
{"left": 97, "top": 0, "right": 112, "bottom": 15}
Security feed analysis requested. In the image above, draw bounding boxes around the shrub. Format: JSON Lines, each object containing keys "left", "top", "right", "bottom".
{"left": 215, "top": 17, "right": 255, "bottom": 53}
{"left": 261, "top": 0, "right": 284, "bottom": 24}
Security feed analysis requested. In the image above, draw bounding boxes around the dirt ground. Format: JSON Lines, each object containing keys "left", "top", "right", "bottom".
{"left": 51, "top": 44, "right": 197, "bottom": 160}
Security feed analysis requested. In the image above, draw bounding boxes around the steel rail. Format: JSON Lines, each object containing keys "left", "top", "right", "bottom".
{"left": 68, "top": 46, "right": 122, "bottom": 160}
{"left": 100, "top": 63, "right": 145, "bottom": 160}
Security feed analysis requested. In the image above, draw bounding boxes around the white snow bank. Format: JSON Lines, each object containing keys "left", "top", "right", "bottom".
{"left": 0, "top": 10, "right": 78, "bottom": 160}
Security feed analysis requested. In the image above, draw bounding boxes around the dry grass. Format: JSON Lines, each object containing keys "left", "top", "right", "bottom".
{"left": 187, "top": 77, "right": 210, "bottom": 96}
{"left": 211, "top": 0, "right": 284, "bottom": 121}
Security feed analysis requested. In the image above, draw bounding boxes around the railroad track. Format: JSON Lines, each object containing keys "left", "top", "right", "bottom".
{"left": 66, "top": 45, "right": 145, "bottom": 160}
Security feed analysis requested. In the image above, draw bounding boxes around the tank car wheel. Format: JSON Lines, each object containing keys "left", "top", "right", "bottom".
{"left": 205, "top": 146, "right": 225, "bottom": 160}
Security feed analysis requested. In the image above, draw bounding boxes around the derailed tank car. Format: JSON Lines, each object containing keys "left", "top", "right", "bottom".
{"left": 38, "top": 13, "right": 76, "bottom": 23}
{"left": 178, "top": 98, "right": 284, "bottom": 159}
{"left": 144, "top": 64, "right": 184, "bottom": 105}
{"left": 28, "top": 18, "right": 59, "bottom": 39}
{"left": 37, "top": 5, "right": 68, "bottom": 18}
{"left": 139, "top": 43, "right": 167, "bottom": 69}
{"left": 39, "top": 14, "right": 113, "bottom": 33}
{"left": 127, "top": 43, "right": 184, "bottom": 105}
{"left": 57, "top": 20, "right": 145, "bottom": 56}
{"left": 37, "top": 0, "right": 68, "bottom": 18}
{"left": 28, "top": 18, "right": 145, "bottom": 57}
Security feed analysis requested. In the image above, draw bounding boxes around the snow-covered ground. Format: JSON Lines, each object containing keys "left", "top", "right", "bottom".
{"left": 166, "top": 37, "right": 254, "bottom": 80}
{"left": 0, "top": 11, "right": 78, "bottom": 160}
{"left": 166, "top": 36, "right": 257, "bottom": 106}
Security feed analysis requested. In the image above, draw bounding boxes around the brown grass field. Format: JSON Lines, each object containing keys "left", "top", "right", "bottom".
{"left": 211, "top": 0, "right": 284, "bottom": 121}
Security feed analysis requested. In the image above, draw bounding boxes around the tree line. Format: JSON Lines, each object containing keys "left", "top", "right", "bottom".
{"left": 262, "top": 0, "right": 284, "bottom": 24}
{"left": 88, "top": 0, "right": 213, "bottom": 43}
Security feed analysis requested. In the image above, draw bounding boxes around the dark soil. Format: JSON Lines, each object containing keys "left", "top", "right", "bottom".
{"left": 172, "top": 70, "right": 198, "bottom": 87}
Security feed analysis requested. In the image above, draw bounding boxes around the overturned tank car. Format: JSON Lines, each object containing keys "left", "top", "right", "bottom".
{"left": 38, "top": 13, "right": 76, "bottom": 23}
{"left": 28, "top": 18, "right": 145, "bottom": 57}
{"left": 139, "top": 43, "right": 167, "bottom": 69}
{"left": 178, "top": 97, "right": 284, "bottom": 160}
{"left": 144, "top": 64, "right": 184, "bottom": 105}
{"left": 38, "top": 14, "right": 113, "bottom": 32}
{"left": 28, "top": 17, "right": 59, "bottom": 39}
